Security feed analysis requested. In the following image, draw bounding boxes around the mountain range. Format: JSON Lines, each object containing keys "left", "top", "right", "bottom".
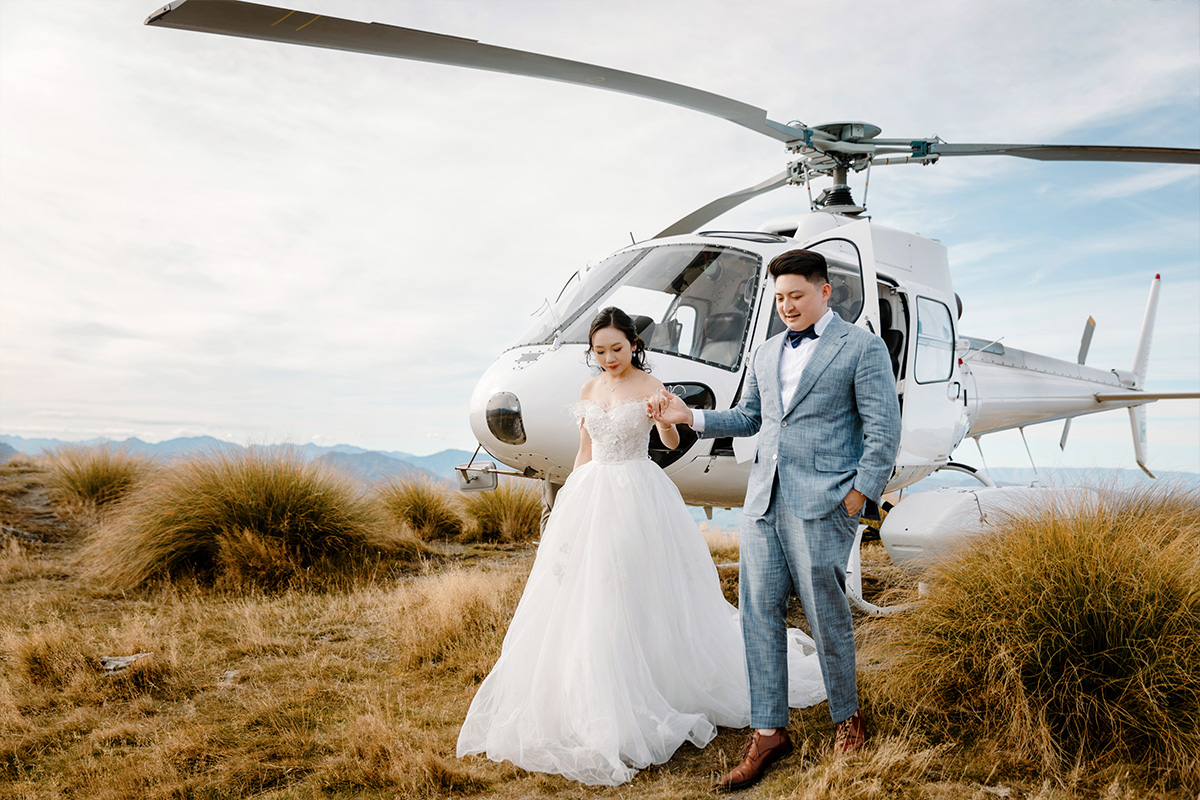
{"left": 7, "top": 433, "right": 1196, "bottom": 491}
{"left": 5, "top": 433, "right": 1196, "bottom": 532}
{"left": 0, "top": 434, "right": 474, "bottom": 484}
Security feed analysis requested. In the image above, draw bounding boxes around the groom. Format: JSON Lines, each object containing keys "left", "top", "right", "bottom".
{"left": 653, "top": 249, "right": 901, "bottom": 790}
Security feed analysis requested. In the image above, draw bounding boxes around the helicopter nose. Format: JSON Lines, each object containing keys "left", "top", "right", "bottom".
{"left": 485, "top": 391, "right": 527, "bottom": 445}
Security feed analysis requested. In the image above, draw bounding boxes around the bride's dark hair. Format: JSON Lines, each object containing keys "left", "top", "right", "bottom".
{"left": 587, "top": 306, "right": 649, "bottom": 372}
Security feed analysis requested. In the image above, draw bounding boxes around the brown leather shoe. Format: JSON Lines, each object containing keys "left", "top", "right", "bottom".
{"left": 716, "top": 729, "right": 793, "bottom": 791}
{"left": 833, "top": 710, "right": 866, "bottom": 754}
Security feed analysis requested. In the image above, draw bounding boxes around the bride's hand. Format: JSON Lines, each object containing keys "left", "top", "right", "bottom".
{"left": 649, "top": 388, "right": 692, "bottom": 426}
{"left": 646, "top": 394, "right": 668, "bottom": 418}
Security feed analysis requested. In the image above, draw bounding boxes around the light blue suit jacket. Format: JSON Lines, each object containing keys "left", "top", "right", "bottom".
{"left": 702, "top": 313, "right": 901, "bottom": 519}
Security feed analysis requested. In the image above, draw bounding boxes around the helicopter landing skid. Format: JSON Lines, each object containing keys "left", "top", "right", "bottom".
{"left": 846, "top": 460, "right": 995, "bottom": 616}
{"left": 846, "top": 523, "right": 914, "bottom": 617}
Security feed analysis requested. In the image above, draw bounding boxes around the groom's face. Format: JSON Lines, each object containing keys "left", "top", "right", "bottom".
{"left": 774, "top": 273, "right": 831, "bottom": 332}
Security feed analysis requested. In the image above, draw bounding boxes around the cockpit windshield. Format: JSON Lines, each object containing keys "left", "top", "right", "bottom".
{"left": 516, "top": 244, "right": 762, "bottom": 370}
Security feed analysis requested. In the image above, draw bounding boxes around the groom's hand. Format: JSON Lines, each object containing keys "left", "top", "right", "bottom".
{"left": 843, "top": 488, "right": 867, "bottom": 518}
{"left": 648, "top": 388, "right": 693, "bottom": 426}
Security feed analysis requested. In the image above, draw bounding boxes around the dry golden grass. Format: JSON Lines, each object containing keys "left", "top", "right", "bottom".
{"left": 377, "top": 477, "right": 465, "bottom": 539}
{"left": 459, "top": 478, "right": 542, "bottom": 543}
{"left": 2, "top": 462, "right": 1194, "bottom": 799}
{"left": 387, "top": 566, "right": 527, "bottom": 673}
{"left": 0, "top": 538, "right": 55, "bottom": 584}
{"left": 1, "top": 459, "right": 70, "bottom": 540}
{"left": 702, "top": 522, "right": 740, "bottom": 563}
{"left": 867, "top": 482, "right": 1200, "bottom": 791}
{"left": 43, "top": 444, "right": 157, "bottom": 511}
{"left": 80, "top": 447, "right": 427, "bottom": 591}
{"left": 0, "top": 455, "right": 44, "bottom": 499}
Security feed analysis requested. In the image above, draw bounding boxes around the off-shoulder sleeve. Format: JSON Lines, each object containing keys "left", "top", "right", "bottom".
{"left": 568, "top": 401, "right": 586, "bottom": 425}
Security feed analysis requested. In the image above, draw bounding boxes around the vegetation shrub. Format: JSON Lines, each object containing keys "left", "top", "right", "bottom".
{"left": 389, "top": 567, "right": 525, "bottom": 674}
{"left": 377, "top": 478, "right": 464, "bottom": 539}
{"left": 459, "top": 480, "right": 541, "bottom": 543}
{"left": 44, "top": 444, "right": 156, "bottom": 509}
{"left": 9, "top": 619, "right": 96, "bottom": 689}
{"left": 871, "top": 483, "right": 1200, "bottom": 785}
{"left": 318, "top": 709, "right": 492, "bottom": 796}
{"left": 82, "top": 448, "right": 426, "bottom": 591}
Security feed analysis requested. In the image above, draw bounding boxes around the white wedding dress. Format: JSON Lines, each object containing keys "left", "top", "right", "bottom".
{"left": 456, "top": 398, "right": 826, "bottom": 786}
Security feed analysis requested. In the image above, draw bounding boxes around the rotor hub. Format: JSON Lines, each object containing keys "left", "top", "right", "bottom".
{"left": 810, "top": 121, "right": 882, "bottom": 142}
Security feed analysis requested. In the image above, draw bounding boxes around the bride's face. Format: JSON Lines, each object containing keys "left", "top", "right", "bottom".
{"left": 590, "top": 326, "right": 636, "bottom": 378}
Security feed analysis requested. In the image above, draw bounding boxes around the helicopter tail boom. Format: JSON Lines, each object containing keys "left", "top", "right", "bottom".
{"left": 961, "top": 275, "right": 1199, "bottom": 472}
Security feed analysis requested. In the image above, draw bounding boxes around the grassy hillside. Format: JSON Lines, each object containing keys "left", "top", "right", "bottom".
{"left": 1, "top": 451, "right": 1194, "bottom": 799}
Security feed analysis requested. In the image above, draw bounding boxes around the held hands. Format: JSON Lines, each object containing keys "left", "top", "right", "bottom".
{"left": 645, "top": 392, "right": 672, "bottom": 428}
{"left": 647, "top": 388, "right": 693, "bottom": 426}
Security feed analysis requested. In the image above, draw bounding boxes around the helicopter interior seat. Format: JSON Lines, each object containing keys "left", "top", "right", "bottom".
{"left": 829, "top": 280, "right": 852, "bottom": 317}
{"left": 698, "top": 311, "right": 746, "bottom": 366}
{"left": 878, "top": 300, "right": 904, "bottom": 377}
{"left": 631, "top": 314, "right": 656, "bottom": 346}
{"left": 649, "top": 318, "right": 680, "bottom": 352}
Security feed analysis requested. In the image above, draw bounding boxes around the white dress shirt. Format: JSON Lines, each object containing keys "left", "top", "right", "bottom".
{"left": 692, "top": 308, "right": 835, "bottom": 433}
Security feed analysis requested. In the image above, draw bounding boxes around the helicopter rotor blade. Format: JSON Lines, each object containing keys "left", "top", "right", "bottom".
{"left": 145, "top": 0, "right": 802, "bottom": 144}
{"left": 654, "top": 170, "right": 791, "bottom": 238}
{"left": 929, "top": 143, "right": 1200, "bottom": 165}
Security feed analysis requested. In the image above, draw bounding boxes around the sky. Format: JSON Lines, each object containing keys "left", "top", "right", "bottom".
{"left": 1, "top": 0, "right": 1197, "bottom": 475}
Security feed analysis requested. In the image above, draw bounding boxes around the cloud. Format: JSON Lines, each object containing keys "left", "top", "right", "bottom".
{"left": 1064, "top": 165, "right": 1200, "bottom": 205}
{"left": 1, "top": 0, "right": 1197, "bottom": 464}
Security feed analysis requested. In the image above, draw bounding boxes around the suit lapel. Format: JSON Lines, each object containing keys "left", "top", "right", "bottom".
{"left": 783, "top": 315, "right": 848, "bottom": 417}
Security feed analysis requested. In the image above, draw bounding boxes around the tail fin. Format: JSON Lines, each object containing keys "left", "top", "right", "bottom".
{"left": 1129, "top": 274, "right": 1161, "bottom": 477}
{"left": 1131, "top": 274, "right": 1160, "bottom": 388}
{"left": 1130, "top": 404, "right": 1154, "bottom": 478}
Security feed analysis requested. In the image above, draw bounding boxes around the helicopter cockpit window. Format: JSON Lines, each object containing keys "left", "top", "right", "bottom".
{"left": 516, "top": 249, "right": 647, "bottom": 347}
{"left": 914, "top": 297, "right": 955, "bottom": 383}
{"left": 555, "top": 244, "right": 762, "bottom": 370}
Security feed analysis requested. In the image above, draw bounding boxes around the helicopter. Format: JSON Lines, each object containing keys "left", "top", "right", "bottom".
{"left": 144, "top": 1, "right": 1200, "bottom": 605}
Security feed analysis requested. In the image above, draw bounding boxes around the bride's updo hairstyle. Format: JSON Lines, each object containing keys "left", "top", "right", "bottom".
{"left": 587, "top": 306, "right": 649, "bottom": 372}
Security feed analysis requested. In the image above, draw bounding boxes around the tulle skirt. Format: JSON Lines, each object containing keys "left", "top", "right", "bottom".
{"left": 456, "top": 457, "right": 825, "bottom": 785}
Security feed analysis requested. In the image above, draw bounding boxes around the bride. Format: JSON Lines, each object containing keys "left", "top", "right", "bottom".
{"left": 456, "top": 306, "right": 825, "bottom": 786}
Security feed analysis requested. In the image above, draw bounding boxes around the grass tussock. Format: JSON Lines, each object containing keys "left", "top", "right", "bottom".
{"left": 44, "top": 444, "right": 156, "bottom": 510}
{"left": 459, "top": 479, "right": 542, "bottom": 543}
{"left": 317, "top": 705, "right": 493, "bottom": 796}
{"left": 377, "top": 477, "right": 464, "bottom": 539}
{"left": 870, "top": 482, "right": 1200, "bottom": 786}
{"left": 9, "top": 618, "right": 96, "bottom": 689}
{"left": 3, "top": 612, "right": 190, "bottom": 714}
{"left": 0, "top": 538, "right": 55, "bottom": 584}
{"left": 388, "top": 566, "right": 526, "bottom": 674}
{"left": 81, "top": 448, "right": 426, "bottom": 591}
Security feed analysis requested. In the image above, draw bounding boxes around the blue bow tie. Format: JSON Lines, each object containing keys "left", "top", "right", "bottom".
{"left": 786, "top": 325, "right": 818, "bottom": 348}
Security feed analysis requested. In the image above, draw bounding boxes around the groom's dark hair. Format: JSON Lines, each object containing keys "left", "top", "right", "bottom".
{"left": 768, "top": 249, "right": 829, "bottom": 286}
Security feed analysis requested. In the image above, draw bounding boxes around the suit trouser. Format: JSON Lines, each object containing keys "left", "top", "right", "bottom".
{"left": 739, "top": 483, "right": 860, "bottom": 728}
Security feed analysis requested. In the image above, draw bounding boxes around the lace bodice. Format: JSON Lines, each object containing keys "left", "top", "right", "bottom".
{"left": 573, "top": 399, "right": 653, "bottom": 464}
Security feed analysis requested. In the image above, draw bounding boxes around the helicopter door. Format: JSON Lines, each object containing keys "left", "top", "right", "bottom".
{"left": 892, "top": 294, "right": 967, "bottom": 478}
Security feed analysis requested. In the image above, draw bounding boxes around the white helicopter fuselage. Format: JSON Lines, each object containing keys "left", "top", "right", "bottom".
{"left": 469, "top": 210, "right": 1168, "bottom": 510}
{"left": 472, "top": 212, "right": 978, "bottom": 506}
